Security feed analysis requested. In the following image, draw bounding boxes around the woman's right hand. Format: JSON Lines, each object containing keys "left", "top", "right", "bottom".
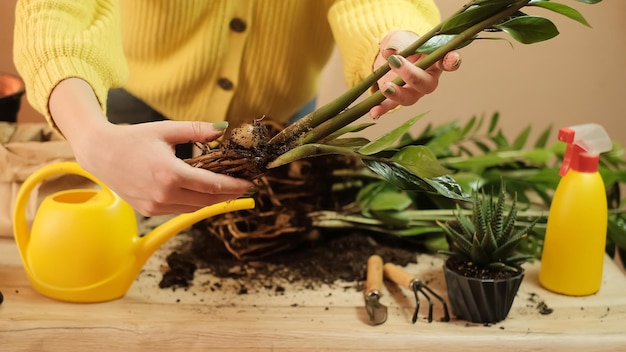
{"left": 49, "top": 78, "right": 254, "bottom": 216}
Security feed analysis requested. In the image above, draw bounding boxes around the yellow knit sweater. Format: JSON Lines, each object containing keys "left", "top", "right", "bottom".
{"left": 13, "top": 0, "right": 439, "bottom": 129}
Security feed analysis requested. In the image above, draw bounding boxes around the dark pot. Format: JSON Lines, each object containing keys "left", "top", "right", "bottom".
{"left": 0, "top": 73, "right": 26, "bottom": 123}
{"left": 443, "top": 258, "right": 524, "bottom": 324}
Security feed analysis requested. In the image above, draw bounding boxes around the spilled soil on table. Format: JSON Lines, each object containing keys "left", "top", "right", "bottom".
{"left": 159, "top": 226, "right": 425, "bottom": 293}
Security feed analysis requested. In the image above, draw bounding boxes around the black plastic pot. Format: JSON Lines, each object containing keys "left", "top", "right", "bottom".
{"left": 443, "top": 258, "right": 524, "bottom": 324}
{"left": 0, "top": 73, "right": 25, "bottom": 123}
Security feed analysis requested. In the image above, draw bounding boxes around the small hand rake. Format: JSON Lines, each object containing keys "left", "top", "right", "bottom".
{"left": 383, "top": 263, "right": 450, "bottom": 323}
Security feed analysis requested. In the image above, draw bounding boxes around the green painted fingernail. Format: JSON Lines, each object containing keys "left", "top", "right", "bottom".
{"left": 242, "top": 186, "right": 258, "bottom": 198}
{"left": 213, "top": 121, "right": 229, "bottom": 130}
{"left": 388, "top": 55, "right": 402, "bottom": 69}
{"left": 384, "top": 85, "right": 395, "bottom": 95}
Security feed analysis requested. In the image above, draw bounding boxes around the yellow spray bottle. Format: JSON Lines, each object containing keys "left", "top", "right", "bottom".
{"left": 539, "top": 123, "right": 612, "bottom": 296}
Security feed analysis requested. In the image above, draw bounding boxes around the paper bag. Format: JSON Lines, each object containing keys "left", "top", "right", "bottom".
{"left": 0, "top": 122, "right": 93, "bottom": 238}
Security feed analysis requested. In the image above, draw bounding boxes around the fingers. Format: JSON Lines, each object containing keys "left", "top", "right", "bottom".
{"left": 125, "top": 168, "right": 254, "bottom": 216}
{"left": 431, "top": 51, "right": 462, "bottom": 73}
{"left": 175, "top": 160, "right": 254, "bottom": 195}
{"left": 132, "top": 161, "right": 255, "bottom": 216}
{"left": 371, "top": 51, "right": 461, "bottom": 118}
{"left": 133, "top": 190, "right": 247, "bottom": 216}
{"left": 373, "top": 54, "right": 438, "bottom": 118}
{"left": 153, "top": 120, "right": 229, "bottom": 145}
{"left": 379, "top": 30, "right": 420, "bottom": 59}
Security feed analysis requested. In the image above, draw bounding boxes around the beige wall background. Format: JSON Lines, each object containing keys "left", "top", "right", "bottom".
{"left": 317, "top": 0, "right": 626, "bottom": 148}
{"left": 2, "top": 0, "right": 625, "bottom": 147}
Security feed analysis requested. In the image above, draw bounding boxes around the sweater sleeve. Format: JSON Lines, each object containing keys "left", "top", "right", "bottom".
{"left": 13, "top": 0, "right": 129, "bottom": 127}
{"left": 327, "top": 0, "right": 440, "bottom": 88}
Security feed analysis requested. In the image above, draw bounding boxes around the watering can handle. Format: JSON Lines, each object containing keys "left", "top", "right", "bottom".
{"left": 12, "top": 161, "right": 112, "bottom": 257}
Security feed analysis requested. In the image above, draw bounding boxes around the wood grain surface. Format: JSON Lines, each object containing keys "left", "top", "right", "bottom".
{"left": 1, "top": 232, "right": 625, "bottom": 352}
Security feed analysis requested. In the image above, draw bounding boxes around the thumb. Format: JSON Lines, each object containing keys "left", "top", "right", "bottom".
{"left": 155, "top": 120, "right": 229, "bottom": 145}
{"left": 380, "top": 30, "right": 420, "bottom": 58}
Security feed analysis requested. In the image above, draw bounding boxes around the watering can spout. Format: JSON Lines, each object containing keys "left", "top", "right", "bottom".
{"left": 135, "top": 198, "right": 256, "bottom": 269}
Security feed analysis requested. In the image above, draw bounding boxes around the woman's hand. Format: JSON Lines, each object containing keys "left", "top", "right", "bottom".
{"left": 370, "top": 30, "right": 461, "bottom": 119}
{"left": 49, "top": 78, "right": 254, "bottom": 216}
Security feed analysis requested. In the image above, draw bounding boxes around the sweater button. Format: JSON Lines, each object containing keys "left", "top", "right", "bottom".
{"left": 229, "top": 18, "right": 247, "bottom": 33}
{"left": 217, "top": 77, "right": 234, "bottom": 90}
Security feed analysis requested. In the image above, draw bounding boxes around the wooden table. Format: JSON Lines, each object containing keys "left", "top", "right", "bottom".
{"left": 1, "top": 232, "right": 625, "bottom": 352}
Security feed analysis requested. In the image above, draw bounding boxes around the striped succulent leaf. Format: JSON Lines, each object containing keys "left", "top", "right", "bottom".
{"left": 439, "top": 181, "right": 539, "bottom": 272}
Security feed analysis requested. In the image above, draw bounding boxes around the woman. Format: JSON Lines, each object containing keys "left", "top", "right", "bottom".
{"left": 13, "top": 0, "right": 460, "bottom": 215}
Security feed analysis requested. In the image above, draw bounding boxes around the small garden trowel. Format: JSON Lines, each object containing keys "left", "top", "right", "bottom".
{"left": 364, "top": 254, "right": 387, "bottom": 325}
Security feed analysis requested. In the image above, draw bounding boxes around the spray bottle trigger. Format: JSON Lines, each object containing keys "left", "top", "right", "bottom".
{"left": 558, "top": 127, "right": 576, "bottom": 177}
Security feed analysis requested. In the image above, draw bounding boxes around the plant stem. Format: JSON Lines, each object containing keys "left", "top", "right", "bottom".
{"left": 268, "top": 1, "right": 478, "bottom": 147}
{"left": 293, "top": 0, "right": 531, "bottom": 147}
{"left": 309, "top": 206, "right": 547, "bottom": 232}
{"left": 266, "top": 143, "right": 386, "bottom": 168}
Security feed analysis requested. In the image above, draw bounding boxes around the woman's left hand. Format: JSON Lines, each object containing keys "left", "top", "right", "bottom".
{"left": 370, "top": 30, "right": 461, "bottom": 119}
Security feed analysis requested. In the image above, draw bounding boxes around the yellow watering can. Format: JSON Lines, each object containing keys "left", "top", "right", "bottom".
{"left": 12, "top": 161, "right": 255, "bottom": 303}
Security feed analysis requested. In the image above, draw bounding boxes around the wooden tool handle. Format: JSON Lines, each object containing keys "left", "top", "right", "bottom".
{"left": 383, "top": 263, "right": 414, "bottom": 289}
{"left": 365, "top": 255, "right": 384, "bottom": 293}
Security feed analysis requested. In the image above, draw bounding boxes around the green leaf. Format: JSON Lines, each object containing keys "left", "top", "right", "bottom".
{"left": 495, "top": 16, "right": 559, "bottom": 44}
{"left": 471, "top": 234, "right": 490, "bottom": 264}
{"left": 488, "top": 112, "right": 500, "bottom": 133}
{"left": 423, "top": 235, "right": 449, "bottom": 252}
{"left": 425, "top": 125, "right": 463, "bottom": 155}
{"left": 363, "top": 160, "right": 471, "bottom": 201}
{"left": 445, "top": 153, "right": 508, "bottom": 170}
{"left": 416, "top": 34, "right": 473, "bottom": 54}
{"left": 474, "top": 141, "right": 492, "bottom": 154}
{"left": 391, "top": 145, "right": 452, "bottom": 178}
{"left": 358, "top": 113, "right": 427, "bottom": 155}
{"left": 267, "top": 143, "right": 356, "bottom": 168}
{"left": 439, "top": 220, "right": 473, "bottom": 254}
{"left": 266, "top": 144, "right": 331, "bottom": 168}
{"left": 523, "top": 148, "right": 554, "bottom": 164}
{"left": 475, "top": 196, "right": 489, "bottom": 242}
{"left": 534, "top": 125, "right": 553, "bottom": 148}
{"left": 440, "top": 1, "right": 513, "bottom": 35}
{"left": 574, "top": 0, "right": 602, "bottom": 4}
{"left": 370, "top": 210, "right": 412, "bottom": 228}
{"left": 369, "top": 191, "right": 413, "bottom": 212}
{"left": 512, "top": 125, "right": 531, "bottom": 150}
{"left": 492, "top": 186, "right": 507, "bottom": 239}
{"left": 492, "top": 129, "right": 509, "bottom": 148}
{"left": 326, "top": 137, "right": 371, "bottom": 148}
{"left": 455, "top": 210, "right": 476, "bottom": 238}
{"left": 492, "top": 232, "right": 527, "bottom": 260}
{"left": 458, "top": 145, "right": 475, "bottom": 157}
{"left": 481, "top": 223, "right": 499, "bottom": 256}
{"left": 325, "top": 123, "right": 376, "bottom": 140}
{"left": 461, "top": 115, "right": 478, "bottom": 139}
{"left": 355, "top": 181, "right": 388, "bottom": 211}
{"left": 530, "top": 1, "right": 591, "bottom": 27}
{"left": 607, "top": 215, "right": 626, "bottom": 249}
{"left": 506, "top": 254, "right": 535, "bottom": 267}
{"left": 395, "top": 226, "right": 443, "bottom": 237}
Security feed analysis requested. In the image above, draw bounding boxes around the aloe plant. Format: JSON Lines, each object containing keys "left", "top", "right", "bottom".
{"left": 438, "top": 182, "right": 540, "bottom": 272}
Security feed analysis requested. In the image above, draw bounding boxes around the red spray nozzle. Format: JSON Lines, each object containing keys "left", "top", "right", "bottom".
{"left": 557, "top": 123, "right": 611, "bottom": 176}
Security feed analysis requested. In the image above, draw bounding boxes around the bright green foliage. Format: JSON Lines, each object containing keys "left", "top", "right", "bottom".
{"left": 439, "top": 182, "right": 540, "bottom": 272}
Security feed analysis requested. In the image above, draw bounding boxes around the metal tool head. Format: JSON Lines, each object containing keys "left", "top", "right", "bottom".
{"left": 365, "top": 290, "right": 388, "bottom": 325}
{"left": 409, "top": 279, "right": 450, "bottom": 323}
